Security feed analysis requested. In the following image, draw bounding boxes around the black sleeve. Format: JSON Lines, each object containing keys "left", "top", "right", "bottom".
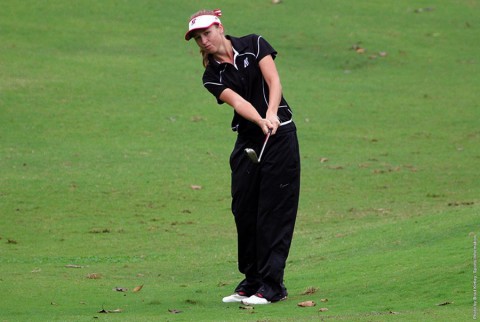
{"left": 202, "top": 66, "right": 227, "bottom": 105}
{"left": 255, "top": 34, "right": 278, "bottom": 61}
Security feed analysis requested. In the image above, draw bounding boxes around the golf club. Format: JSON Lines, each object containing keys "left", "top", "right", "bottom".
{"left": 244, "top": 129, "right": 272, "bottom": 164}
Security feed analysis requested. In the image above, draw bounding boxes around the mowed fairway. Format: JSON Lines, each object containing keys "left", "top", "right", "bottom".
{"left": 1, "top": 0, "right": 479, "bottom": 321}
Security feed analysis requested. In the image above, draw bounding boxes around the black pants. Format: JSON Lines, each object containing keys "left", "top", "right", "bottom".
{"left": 229, "top": 127, "right": 300, "bottom": 301}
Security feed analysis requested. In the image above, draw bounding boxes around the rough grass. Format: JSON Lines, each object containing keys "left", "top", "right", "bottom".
{"left": 1, "top": 0, "right": 478, "bottom": 321}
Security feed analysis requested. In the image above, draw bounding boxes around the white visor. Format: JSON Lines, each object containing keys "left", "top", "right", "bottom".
{"left": 185, "top": 15, "right": 221, "bottom": 40}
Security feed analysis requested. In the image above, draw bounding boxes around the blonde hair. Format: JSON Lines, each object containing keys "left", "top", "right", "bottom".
{"left": 189, "top": 9, "right": 223, "bottom": 68}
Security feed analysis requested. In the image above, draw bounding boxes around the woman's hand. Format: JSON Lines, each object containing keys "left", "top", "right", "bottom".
{"left": 256, "top": 117, "right": 277, "bottom": 135}
{"left": 266, "top": 112, "right": 280, "bottom": 135}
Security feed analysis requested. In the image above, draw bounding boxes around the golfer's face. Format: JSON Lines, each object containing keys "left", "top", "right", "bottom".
{"left": 193, "top": 25, "right": 222, "bottom": 54}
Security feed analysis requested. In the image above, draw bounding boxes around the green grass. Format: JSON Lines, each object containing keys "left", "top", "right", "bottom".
{"left": 1, "top": 0, "right": 479, "bottom": 321}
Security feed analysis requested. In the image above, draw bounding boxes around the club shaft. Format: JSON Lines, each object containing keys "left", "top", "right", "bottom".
{"left": 257, "top": 130, "right": 271, "bottom": 162}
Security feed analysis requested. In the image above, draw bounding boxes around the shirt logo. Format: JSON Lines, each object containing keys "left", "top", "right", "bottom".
{"left": 244, "top": 57, "right": 249, "bottom": 68}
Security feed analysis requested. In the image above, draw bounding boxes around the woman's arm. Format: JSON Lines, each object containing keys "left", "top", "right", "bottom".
{"left": 219, "top": 88, "right": 273, "bottom": 135}
{"left": 259, "top": 54, "right": 282, "bottom": 134}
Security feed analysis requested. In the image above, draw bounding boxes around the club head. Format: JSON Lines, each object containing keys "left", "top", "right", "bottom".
{"left": 244, "top": 148, "right": 259, "bottom": 164}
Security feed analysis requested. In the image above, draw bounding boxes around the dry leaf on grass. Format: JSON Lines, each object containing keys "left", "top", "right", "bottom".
{"left": 113, "top": 287, "right": 128, "bottom": 292}
{"left": 239, "top": 306, "right": 254, "bottom": 310}
{"left": 86, "top": 273, "right": 102, "bottom": 279}
{"left": 132, "top": 285, "right": 144, "bottom": 292}
{"left": 298, "top": 301, "right": 316, "bottom": 307}
{"left": 98, "top": 308, "right": 122, "bottom": 313}
{"left": 437, "top": 301, "right": 453, "bottom": 306}
{"left": 168, "top": 309, "right": 182, "bottom": 314}
{"left": 65, "top": 264, "right": 83, "bottom": 268}
{"left": 301, "top": 287, "right": 318, "bottom": 295}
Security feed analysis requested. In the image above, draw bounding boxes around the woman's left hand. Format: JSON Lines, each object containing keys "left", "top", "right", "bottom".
{"left": 266, "top": 113, "right": 281, "bottom": 135}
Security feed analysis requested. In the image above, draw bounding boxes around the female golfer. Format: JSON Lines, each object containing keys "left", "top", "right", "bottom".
{"left": 185, "top": 9, "right": 300, "bottom": 305}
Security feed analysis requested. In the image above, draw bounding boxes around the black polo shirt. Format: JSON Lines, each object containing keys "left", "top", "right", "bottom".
{"left": 203, "top": 34, "right": 293, "bottom": 137}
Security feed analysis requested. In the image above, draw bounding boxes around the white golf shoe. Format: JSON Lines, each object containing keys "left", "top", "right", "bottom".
{"left": 222, "top": 292, "right": 249, "bottom": 303}
{"left": 241, "top": 294, "right": 271, "bottom": 305}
